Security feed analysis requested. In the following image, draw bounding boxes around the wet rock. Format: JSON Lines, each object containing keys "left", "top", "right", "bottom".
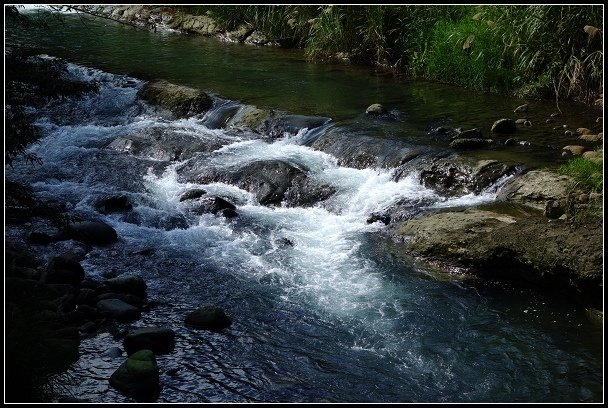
{"left": 169, "top": 13, "right": 218, "bottom": 35}
{"left": 545, "top": 118, "right": 554, "bottom": 124}
{"left": 123, "top": 327, "right": 176, "bottom": 355}
{"left": 105, "top": 273, "right": 147, "bottom": 298}
{"left": 97, "top": 299, "right": 141, "bottom": 321}
{"left": 513, "top": 104, "right": 528, "bottom": 113}
{"left": 491, "top": 118, "right": 517, "bottom": 134}
{"left": 564, "top": 130, "right": 573, "bottom": 137}
{"left": 103, "top": 347, "right": 123, "bottom": 359}
{"left": 181, "top": 159, "right": 318, "bottom": 207}
{"left": 107, "top": 126, "right": 223, "bottom": 161}
{"left": 504, "top": 138, "right": 517, "bottom": 146}
{"left": 109, "top": 349, "right": 160, "bottom": 402}
{"left": 576, "top": 127, "right": 593, "bottom": 135}
{"left": 185, "top": 305, "right": 232, "bottom": 331}
{"left": 226, "top": 105, "right": 272, "bottom": 133}
{"left": 515, "top": 118, "right": 528, "bottom": 124}
{"left": 188, "top": 196, "right": 237, "bottom": 216}
{"left": 138, "top": 79, "right": 212, "bottom": 118}
{"left": 497, "top": 170, "right": 575, "bottom": 211}
{"left": 523, "top": 120, "right": 532, "bottom": 127}
{"left": 449, "top": 138, "right": 492, "bottom": 150}
{"left": 550, "top": 112, "right": 561, "bottom": 118}
{"left": 44, "top": 252, "right": 85, "bottom": 285}
{"left": 179, "top": 189, "right": 207, "bottom": 202}
{"left": 283, "top": 177, "right": 337, "bottom": 208}
{"left": 222, "top": 208, "right": 238, "bottom": 218}
{"left": 97, "top": 195, "right": 132, "bottom": 214}
{"left": 367, "top": 213, "right": 391, "bottom": 225}
{"left": 79, "top": 321, "right": 98, "bottom": 334}
{"left": 275, "top": 237, "right": 295, "bottom": 248}
{"left": 366, "top": 103, "right": 386, "bottom": 115}
{"left": 596, "top": 117, "right": 602, "bottom": 123}
{"left": 454, "top": 128, "right": 483, "bottom": 139}
{"left": 562, "top": 145, "right": 585, "bottom": 156}
{"left": 66, "top": 220, "right": 118, "bottom": 246}
{"left": 414, "top": 157, "right": 518, "bottom": 197}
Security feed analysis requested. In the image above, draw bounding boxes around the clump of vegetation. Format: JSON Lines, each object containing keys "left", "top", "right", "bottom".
{"left": 174, "top": 5, "right": 602, "bottom": 104}
{"left": 558, "top": 153, "right": 603, "bottom": 191}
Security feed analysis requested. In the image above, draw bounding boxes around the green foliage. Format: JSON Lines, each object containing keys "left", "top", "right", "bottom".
{"left": 422, "top": 10, "right": 516, "bottom": 92}
{"left": 174, "top": 5, "right": 602, "bottom": 104}
{"left": 558, "top": 154, "right": 603, "bottom": 191}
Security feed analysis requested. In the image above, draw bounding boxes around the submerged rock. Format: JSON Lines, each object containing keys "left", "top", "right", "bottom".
{"left": 185, "top": 305, "right": 232, "bottom": 331}
{"left": 513, "top": 104, "right": 529, "bottom": 113}
{"left": 96, "top": 195, "right": 133, "bottom": 214}
{"left": 179, "top": 189, "right": 207, "bottom": 202}
{"left": 449, "top": 138, "right": 492, "bottom": 150}
{"left": 109, "top": 349, "right": 160, "bottom": 402}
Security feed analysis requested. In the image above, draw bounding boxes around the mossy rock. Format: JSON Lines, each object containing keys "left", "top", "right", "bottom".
{"left": 109, "top": 349, "right": 160, "bottom": 402}
{"left": 138, "top": 80, "right": 213, "bottom": 118}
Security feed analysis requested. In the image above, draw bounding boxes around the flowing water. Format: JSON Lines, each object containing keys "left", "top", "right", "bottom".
{"left": 5, "top": 11, "right": 603, "bottom": 403}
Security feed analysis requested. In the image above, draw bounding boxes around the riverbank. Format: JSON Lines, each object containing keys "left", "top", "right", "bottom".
{"left": 76, "top": 4, "right": 603, "bottom": 106}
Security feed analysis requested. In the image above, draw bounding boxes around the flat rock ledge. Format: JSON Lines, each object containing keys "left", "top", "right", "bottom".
{"left": 393, "top": 208, "right": 603, "bottom": 308}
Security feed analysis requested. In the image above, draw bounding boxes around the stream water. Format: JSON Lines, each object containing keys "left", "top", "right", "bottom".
{"left": 4, "top": 10, "right": 603, "bottom": 403}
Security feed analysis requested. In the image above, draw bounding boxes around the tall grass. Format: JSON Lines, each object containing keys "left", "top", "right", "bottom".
{"left": 159, "top": 5, "right": 604, "bottom": 103}
{"left": 558, "top": 154, "right": 603, "bottom": 191}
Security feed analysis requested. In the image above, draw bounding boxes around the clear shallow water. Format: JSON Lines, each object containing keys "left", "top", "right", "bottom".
{"left": 5, "top": 11, "right": 603, "bottom": 403}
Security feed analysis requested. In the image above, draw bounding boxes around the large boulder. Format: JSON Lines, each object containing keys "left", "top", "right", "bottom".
{"left": 138, "top": 80, "right": 213, "bottom": 118}
{"left": 394, "top": 208, "right": 603, "bottom": 306}
{"left": 225, "top": 105, "right": 272, "bottom": 133}
{"left": 106, "top": 126, "right": 224, "bottom": 161}
{"left": 496, "top": 170, "right": 576, "bottom": 211}
{"left": 123, "top": 327, "right": 176, "bottom": 355}
{"left": 109, "top": 349, "right": 160, "bottom": 402}
{"left": 179, "top": 159, "right": 334, "bottom": 207}
{"left": 185, "top": 305, "right": 232, "bottom": 331}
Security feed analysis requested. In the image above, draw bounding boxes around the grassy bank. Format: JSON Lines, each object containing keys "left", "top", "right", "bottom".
{"left": 176, "top": 5, "right": 603, "bottom": 105}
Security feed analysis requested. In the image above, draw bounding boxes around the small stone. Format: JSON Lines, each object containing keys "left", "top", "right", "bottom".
{"left": 544, "top": 200, "right": 564, "bottom": 219}
{"left": 596, "top": 117, "right": 602, "bottom": 123}
{"left": 546, "top": 118, "right": 554, "bottom": 124}
{"left": 564, "top": 130, "right": 573, "bottom": 137}
{"left": 515, "top": 118, "right": 527, "bottom": 124}
{"left": 106, "top": 273, "right": 147, "bottom": 298}
{"left": 579, "top": 134, "right": 602, "bottom": 142}
{"left": 504, "top": 138, "right": 517, "bottom": 146}
{"left": 576, "top": 127, "right": 593, "bottom": 135}
{"left": 523, "top": 120, "right": 532, "bottom": 127}
{"left": 551, "top": 112, "right": 561, "bottom": 117}
{"left": 562, "top": 145, "right": 585, "bottom": 156}
{"left": 365, "top": 103, "right": 386, "bottom": 115}
{"left": 97, "top": 299, "right": 141, "bottom": 321}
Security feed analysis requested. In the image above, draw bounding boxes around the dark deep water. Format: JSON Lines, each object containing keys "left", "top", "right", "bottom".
{"left": 4, "top": 10, "right": 603, "bottom": 403}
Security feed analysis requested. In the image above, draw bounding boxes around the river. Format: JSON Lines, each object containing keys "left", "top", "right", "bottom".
{"left": 4, "top": 10, "right": 603, "bottom": 403}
